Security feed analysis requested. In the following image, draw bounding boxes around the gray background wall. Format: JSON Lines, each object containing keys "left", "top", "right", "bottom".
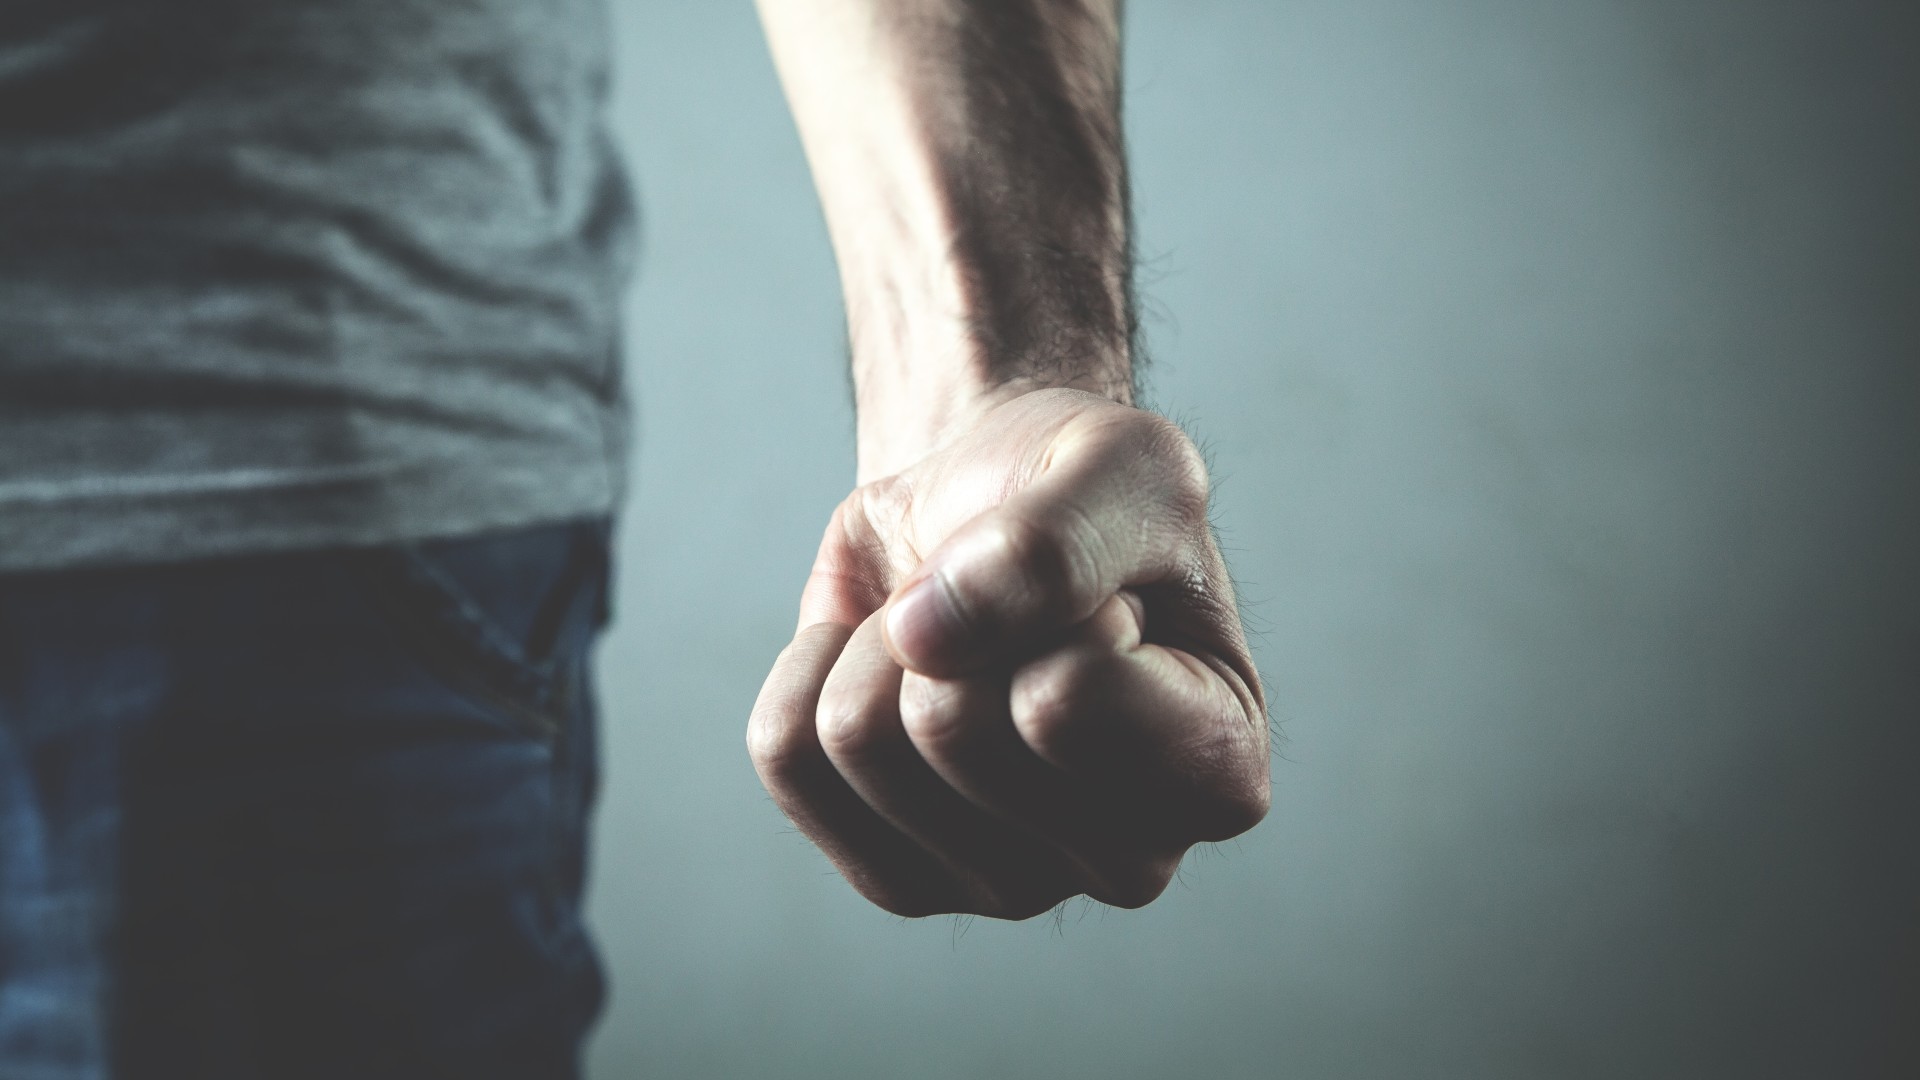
{"left": 585, "top": 2, "right": 1916, "bottom": 1077}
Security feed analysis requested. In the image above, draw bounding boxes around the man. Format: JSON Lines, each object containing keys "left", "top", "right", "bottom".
{"left": 0, "top": 0, "right": 1269, "bottom": 1076}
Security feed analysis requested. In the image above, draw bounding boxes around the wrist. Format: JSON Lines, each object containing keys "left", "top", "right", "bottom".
{"left": 854, "top": 359, "right": 1131, "bottom": 486}
{"left": 844, "top": 213, "right": 1134, "bottom": 483}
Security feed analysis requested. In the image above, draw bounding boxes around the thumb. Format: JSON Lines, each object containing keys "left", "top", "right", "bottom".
{"left": 881, "top": 410, "right": 1209, "bottom": 677}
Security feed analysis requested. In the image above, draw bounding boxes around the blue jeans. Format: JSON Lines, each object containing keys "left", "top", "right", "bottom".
{"left": 0, "top": 520, "right": 611, "bottom": 1080}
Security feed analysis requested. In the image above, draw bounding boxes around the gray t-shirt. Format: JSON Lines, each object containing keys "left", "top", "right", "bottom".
{"left": 0, "top": 0, "right": 635, "bottom": 573}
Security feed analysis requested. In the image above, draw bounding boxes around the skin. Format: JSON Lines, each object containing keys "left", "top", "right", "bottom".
{"left": 748, "top": 0, "right": 1270, "bottom": 919}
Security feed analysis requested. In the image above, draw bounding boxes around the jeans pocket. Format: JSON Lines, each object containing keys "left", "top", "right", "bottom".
{"left": 341, "top": 519, "right": 612, "bottom": 741}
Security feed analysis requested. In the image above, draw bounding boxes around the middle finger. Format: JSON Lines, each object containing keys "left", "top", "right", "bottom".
{"left": 816, "top": 610, "right": 1077, "bottom": 918}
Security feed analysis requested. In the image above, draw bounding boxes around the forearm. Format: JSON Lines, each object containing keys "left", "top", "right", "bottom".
{"left": 756, "top": 0, "right": 1135, "bottom": 482}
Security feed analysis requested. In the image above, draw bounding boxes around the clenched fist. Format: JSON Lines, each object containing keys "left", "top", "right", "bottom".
{"left": 748, "top": 389, "right": 1269, "bottom": 919}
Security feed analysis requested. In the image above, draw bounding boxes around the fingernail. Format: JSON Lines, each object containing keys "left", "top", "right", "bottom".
{"left": 885, "top": 574, "right": 965, "bottom": 668}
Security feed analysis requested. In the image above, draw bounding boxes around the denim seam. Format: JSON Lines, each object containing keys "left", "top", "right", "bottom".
{"left": 397, "top": 547, "right": 560, "bottom": 684}
{"left": 345, "top": 554, "right": 565, "bottom": 740}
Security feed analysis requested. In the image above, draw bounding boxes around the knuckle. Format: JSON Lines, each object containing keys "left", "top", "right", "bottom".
{"left": 967, "top": 875, "right": 1075, "bottom": 922}
{"left": 835, "top": 854, "right": 963, "bottom": 919}
{"left": 745, "top": 703, "right": 812, "bottom": 778}
{"left": 850, "top": 477, "right": 915, "bottom": 569}
{"left": 984, "top": 512, "right": 1091, "bottom": 620}
{"left": 1083, "top": 853, "right": 1182, "bottom": 910}
{"left": 1138, "top": 413, "right": 1211, "bottom": 521}
{"left": 1177, "top": 717, "right": 1272, "bottom": 842}
{"left": 897, "top": 677, "right": 967, "bottom": 749}
{"left": 854, "top": 473, "right": 912, "bottom": 531}
{"left": 813, "top": 692, "right": 890, "bottom": 759}
{"left": 1193, "top": 769, "right": 1272, "bottom": 842}
{"left": 932, "top": 850, "right": 1082, "bottom": 921}
{"left": 1009, "top": 653, "right": 1101, "bottom": 763}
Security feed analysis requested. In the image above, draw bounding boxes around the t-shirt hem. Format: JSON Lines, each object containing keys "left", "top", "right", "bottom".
{"left": 0, "top": 453, "right": 624, "bottom": 575}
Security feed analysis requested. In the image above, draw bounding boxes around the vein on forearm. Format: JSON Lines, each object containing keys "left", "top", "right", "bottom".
{"left": 898, "top": 0, "right": 1135, "bottom": 396}
{"left": 921, "top": 0, "right": 1128, "bottom": 390}
{"left": 761, "top": 0, "right": 1136, "bottom": 386}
